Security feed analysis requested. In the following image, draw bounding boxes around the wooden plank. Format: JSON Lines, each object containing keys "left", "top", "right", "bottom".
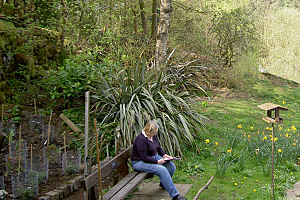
{"left": 103, "top": 171, "right": 139, "bottom": 200}
{"left": 109, "top": 172, "right": 148, "bottom": 200}
{"left": 262, "top": 116, "right": 276, "bottom": 123}
{"left": 118, "top": 162, "right": 129, "bottom": 181}
{"left": 59, "top": 113, "right": 82, "bottom": 133}
{"left": 84, "top": 146, "right": 133, "bottom": 191}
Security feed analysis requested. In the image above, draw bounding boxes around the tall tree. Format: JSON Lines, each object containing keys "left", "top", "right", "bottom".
{"left": 151, "top": 0, "right": 159, "bottom": 37}
{"left": 60, "top": 0, "right": 67, "bottom": 56}
{"left": 131, "top": 4, "right": 139, "bottom": 37}
{"left": 155, "top": 0, "right": 172, "bottom": 70}
{"left": 139, "top": 0, "right": 148, "bottom": 38}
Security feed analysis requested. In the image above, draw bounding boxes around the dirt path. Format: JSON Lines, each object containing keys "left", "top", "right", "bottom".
{"left": 287, "top": 182, "right": 300, "bottom": 199}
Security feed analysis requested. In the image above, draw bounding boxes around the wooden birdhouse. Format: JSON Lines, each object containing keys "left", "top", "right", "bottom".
{"left": 257, "top": 103, "right": 289, "bottom": 123}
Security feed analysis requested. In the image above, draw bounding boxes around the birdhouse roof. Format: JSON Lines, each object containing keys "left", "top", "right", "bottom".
{"left": 257, "top": 103, "right": 289, "bottom": 111}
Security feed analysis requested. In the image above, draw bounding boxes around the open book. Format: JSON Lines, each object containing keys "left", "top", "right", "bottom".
{"left": 163, "top": 156, "right": 181, "bottom": 161}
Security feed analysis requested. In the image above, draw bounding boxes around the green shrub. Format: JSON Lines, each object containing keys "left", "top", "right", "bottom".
{"left": 92, "top": 63, "right": 207, "bottom": 156}
{"left": 46, "top": 54, "right": 118, "bottom": 107}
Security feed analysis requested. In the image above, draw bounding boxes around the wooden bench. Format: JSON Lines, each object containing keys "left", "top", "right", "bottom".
{"left": 83, "top": 145, "right": 150, "bottom": 200}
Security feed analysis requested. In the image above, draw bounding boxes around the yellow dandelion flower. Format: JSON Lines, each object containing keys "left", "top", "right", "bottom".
{"left": 256, "top": 180, "right": 259, "bottom": 182}
{"left": 274, "top": 137, "right": 278, "bottom": 142}
{"left": 292, "top": 143, "right": 296, "bottom": 146}
{"left": 262, "top": 132, "right": 265, "bottom": 135}
{"left": 234, "top": 183, "right": 238, "bottom": 186}
{"left": 269, "top": 135, "right": 272, "bottom": 138}
{"left": 215, "top": 142, "right": 219, "bottom": 146}
{"left": 282, "top": 100, "right": 286, "bottom": 105}
{"left": 266, "top": 127, "right": 270, "bottom": 130}
{"left": 253, "top": 189, "right": 257, "bottom": 192}
{"left": 278, "top": 149, "right": 282, "bottom": 153}
{"left": 286, "top": 133, "right": 289, "bottom": 138}
{"left": 238, "top": 124, "right": 242, "bottom": 129}
{"left": 227, "top": 149, "right": 232, "bottom": 153}
{"left": 250, "top": 126, "right": 254, "bottom": 130}
{"left": 263, "top": 136, "right": 267, "bottom": 140}
{"left": 279, "top": 127, "right": 282, "bottom": 131}
{"left": 205, "top": 139, "right": 210, "bottom": 144}
{"left": 291, "top": 125, "right": 297, "bottom": 131}
{"left": 280, "top": 134, "right": 282, "bottom": 137}
{"left": 270, "top": 127, "right": 273, "bottom": 131}
{"left": 288, "top": 128, "right": 291, "bottom": 132}
{"left": 244, "top": 177, "right": 247, "bottom": 179}
{"left": 248, "top": 135, "right": 251, "bottom": 138}
{"left": 291, "top": 172, "right": 293, "bottom": 175}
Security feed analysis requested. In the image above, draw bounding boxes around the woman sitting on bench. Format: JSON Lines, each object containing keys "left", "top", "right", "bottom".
{"left": 131, "top": 120, "right": 187, "bottom": 200}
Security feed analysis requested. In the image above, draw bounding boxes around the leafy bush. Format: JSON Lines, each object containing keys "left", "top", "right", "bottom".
{"left": 260, "top": 7, "right": 300, "bottom": 83}
{"left": 210, "top": 7, "right": 256, "bottom": 68}
{"left": 46, "top": 55, "right": 118, "bottom": 107}
{"left": 66, "top": 164, "right": 78, "bottom": 175}
{"left": 91, "top": 63, "right": 207, "bottom": 155}
{"left": 183, "top": 162, "right": 205, "bottom": 176}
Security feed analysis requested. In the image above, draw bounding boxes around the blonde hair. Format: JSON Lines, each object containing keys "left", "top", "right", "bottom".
{"left": 143, "top": 120, "right": 159, "bottom": 137}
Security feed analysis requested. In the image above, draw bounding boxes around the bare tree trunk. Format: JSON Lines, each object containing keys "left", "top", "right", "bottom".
{"left": 131, "top": 4, "right": 139, "bottom": 37}
{"left": 60, "top": 0, "right": 67, "bottom": 56}
{"left": 155, "top": 0, "right": 172, "bottom": 70}
{"left": 139, "top": 0, "right": 148, "bottom": 38}
{"left": 151, "top": 0, "right": 159, "bottom": 38}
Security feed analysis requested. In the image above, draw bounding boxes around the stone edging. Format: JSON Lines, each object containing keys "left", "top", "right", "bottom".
{"left": 38, "top": 175, "right": 83, "bottom": 200}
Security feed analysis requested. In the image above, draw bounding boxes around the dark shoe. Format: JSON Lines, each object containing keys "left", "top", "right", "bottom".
{"left": 172, "top": 194, "right": 187, "bottom": 200}
{"left": 159, "top": 182, "right": 165, "bottom": 190}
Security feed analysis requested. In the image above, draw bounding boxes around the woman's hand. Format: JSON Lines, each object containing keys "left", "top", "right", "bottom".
{"left": 157, "top": 159, "right": 166, "bottom": 164}
{"left": 163, "top": 154, "right": 173, "bottom": 159}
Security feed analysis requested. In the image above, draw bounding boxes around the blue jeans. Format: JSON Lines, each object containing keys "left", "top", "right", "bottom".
{"left": 132, "top": 154, "right": 179, "bottom": 198}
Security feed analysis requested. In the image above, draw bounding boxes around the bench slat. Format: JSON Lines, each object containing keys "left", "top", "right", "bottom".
{"left": 109, "top": 172, "right": 148, "bottom": 200}
{"left": 103, "top": 171, "right": 139, "bottom": 200}
{"left": 84, "top": 146, "right": 133, "bottom": 191}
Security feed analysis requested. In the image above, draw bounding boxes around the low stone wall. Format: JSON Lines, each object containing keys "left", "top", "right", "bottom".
{"left": 38, "top": 175, "right": 83, "bottom": 200}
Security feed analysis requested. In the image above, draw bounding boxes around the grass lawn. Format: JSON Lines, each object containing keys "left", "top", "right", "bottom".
{"left": 173, "top": 78, "right": 300, "bottom": 200}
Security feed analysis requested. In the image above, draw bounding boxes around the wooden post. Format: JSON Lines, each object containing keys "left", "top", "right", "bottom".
{"left": 17, "top": 125, "right": 22, "bottom": 185}
{"left": 64, "top": 131, "right": 67, "bottom": 167}
{"left": 34, "top": 98, "right": 37, "bottom": 115}
{"left": 47, "top": 111, "right": 53, "bottom": 148}
{"left": 31, "top": 144, "right": 33, "bottom": 171}
{"left": 94, "top": 119, "right": 103, "bottom": 200}
{"left": 1, "top": 104, "right": 3, "bottom": 123}
{"left": 8, "top": 136, "right": 11, "bottom": 155}
{"left": 271, "top": 123, "right": 275, "bottom": 200}
{"left": 84, "top": 91, "right": 89, "bottom": 176}
{"left": 59, "top": 114, "right": 81, "bottom": 133}
{"left": 84, "top": 91, "right": 89, "bottom": 200}
{"left": 89, "top": 132, "right": 94, "bottom": 174}
{"left": 106, "top": 144, "right": 109, "bottom": 161}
